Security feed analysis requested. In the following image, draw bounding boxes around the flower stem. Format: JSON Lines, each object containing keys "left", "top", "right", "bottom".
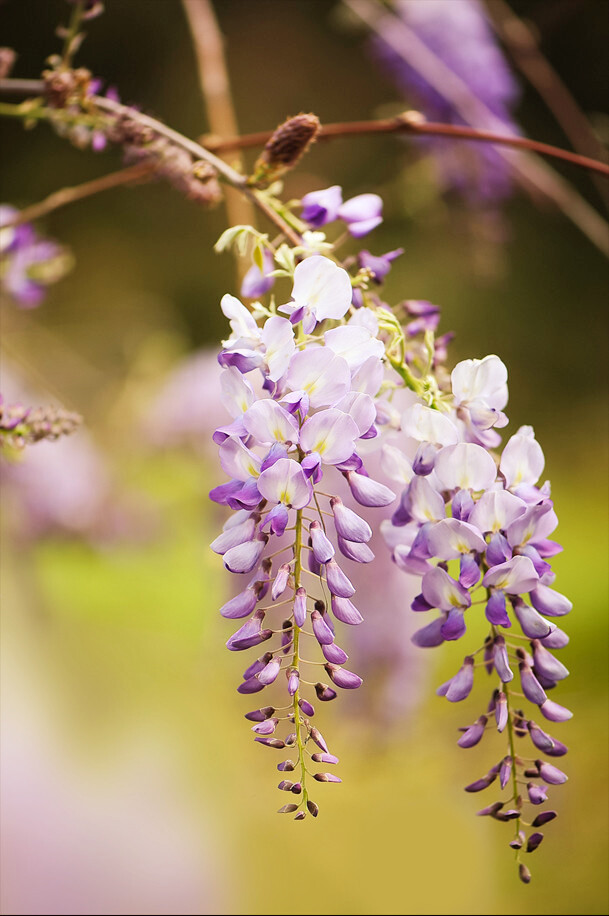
{"left": 291, "top": 507, "right": 309, "bottom": 810}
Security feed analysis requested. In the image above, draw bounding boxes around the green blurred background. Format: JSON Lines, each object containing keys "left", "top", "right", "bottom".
{"left": 1, "top": 1, "right": 607, "bottom": 914}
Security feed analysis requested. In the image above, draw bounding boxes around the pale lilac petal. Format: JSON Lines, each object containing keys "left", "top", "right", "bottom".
{"left": 324, "top": 325, "right": 384, "bottom": 371}
{"left": 330, "top": 595, "right": 364, "bottom": 625}
{"left": 220, "top": 366, "right": 255, "bottom": 418}
{"left": 291, "top": 255, "right": 352, "bottom": 322}
{"left": 351, "top": 355, "right": 384, "bottom": 396}
{"left": 261, "top": 316, "right": 296, "bottom": 382}
{"left": 469, "top": 489, "right": 527, "bottom": 534}
{"left": 482, "top": 555, "right": 539, "bottom": 594}
{"left": 500, "top": 425, "right": 545, "bottom": 489}
{"left": 221, "top": 293, "right": 259, "bottom": 340}
{"left": 219, "top": 437, "right": 261, "bottom": 481}
{"left": 529, "top": 583, "right": 572, "bottom": 617}
{"left": 506, "top": 502, "right": 557, "bottom": 548}
{"left": 411, "top": 615, "right": 446, "bottom": 647}
{"left": 435, "top": 443, "right": 497, "bottom": 491}
{"left": 451, "top": 355, "right": 508, "bottom": 410}
{"left": 426, "top": 518, "right": 486, "bottom": 559}
{"left": 223, "top": 538, "right": 266, "bottom": 574}
{"left": 286, "top": 348, "right": 351, "bottom": 409}
{"left": 401, "top": 403, "right": 459, "bottom": 446}
{"left": 243, "top": 399, "right": 299, "bottom": 444}
{"left": 300, "top": 409, "right": 359, "bottom": 464}
{"left": 380, "top": 444, "right": 414, "bottom": 485}
{"left": 422, "top": 566, "right": 471, "bottom": 611}
{"left": 257, "top": 458, "right": 312, "bottom": 509}
{"left": 309, "top": 521, "right": 335, "bottom": 563}
{"left": 512, "top": 599, "right": 555, "bottom": 639}
{"left": 220, "top": 587, "right": 258, "bottom": 619}
{"left": 346, "top": 471, "right": 396, "bottom": 507}
{"left": 330, "top": 497, "right": 372, "bottom": 542}
{"left": 293, "top": 587, "right": 307, "bottom": 627}
{"left": 336, "top": 391, "right": 377, "bottom": 436}
{"left": 210, "top": 517, "right": 256, "bottom": 555}
{"left": 325, "top": 559, "right": 355, "bottom": 598}
{"left": 325, "top": 663, "right": 363, "bottom": 689}
{"left": 539, "top": 699, "right": 573, "bottom": 723}
{"left": 337, "top": 536, "right": 374, "bottom": 563}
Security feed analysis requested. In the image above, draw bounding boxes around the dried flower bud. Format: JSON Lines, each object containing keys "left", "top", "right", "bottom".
{"left": 249, "top": 113, "right": 320, "bottom": 186}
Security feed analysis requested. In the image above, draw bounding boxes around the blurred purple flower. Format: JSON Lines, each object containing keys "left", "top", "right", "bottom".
{"left": 0, "top": 206, "right": 72, "bottom": 307}
{"left": 370, "top": 0, "right": 520, "bottom": 203}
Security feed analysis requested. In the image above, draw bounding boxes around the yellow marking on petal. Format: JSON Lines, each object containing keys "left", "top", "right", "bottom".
{"left": 247, "top": 462, "right": 260, "bottom": 477}
{"left": 456, "top": 541, "right": 469, "bottom": 553}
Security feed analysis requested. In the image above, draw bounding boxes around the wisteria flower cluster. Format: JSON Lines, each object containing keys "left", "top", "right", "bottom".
{"left": 210, "top": 214, "right": 571, "bottom": 879}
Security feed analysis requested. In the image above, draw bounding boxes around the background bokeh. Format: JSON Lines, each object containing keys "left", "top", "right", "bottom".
{"left": 1, "top": 1, "right": 607, "bottom": 914}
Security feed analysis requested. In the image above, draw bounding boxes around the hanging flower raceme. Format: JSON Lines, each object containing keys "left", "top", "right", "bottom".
{"left": 380, "top": 355, "right": 572, "bottom": 882}
{"left": 210, "top": 250, "right": 395, "bottom": 819}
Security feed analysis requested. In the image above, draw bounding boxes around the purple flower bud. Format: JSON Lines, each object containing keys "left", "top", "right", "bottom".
{"left": 477, "top": 802, "right": 504, "bottom": 817}
{"left": 315, "top": 682, "right": 338, "bottom": 701}
{"left": 242, "top": 652, "right": 273, "bottom": 680}
{"left": 223, "top": 536, "right": 267, "bottom": 574}
{"left": 293, "top": 587, "right": 307, "bottom": 627}
{"left": 493, "top": 636, "right": 514, "bottom": 682}
{"left": 345, "top": 470, "right": 395, "bottom": 507}
{"left": 519, "top": 864, "right": 532, "bottom": 885}
{"left": 337, "top": 536, "right": 375, "bottom": 563}
{"left": 237, "top": 676, "right": 265, "bottom": 694}
{"left": 278, "top": 780, "right": 294, "bottom": 791}
{"left": 287, "top": 668, "right": 299, "bottom": 696}
{"left": 526, "top": 832, "right": 544, "bottom": 853}
{"left": 308, "top": 546, "right": 323, "bottom": 576}
{"left": 311, "top": 609, "right": 335, "bottom": 645}
{"left": 540, "top": 626, "right": 569, "bottom": 649}
{"left": 211, "top": 518, "right": 257, "bottom": 555}
{"left": 485, "top": 591, "right": 510, "bottom": 627}
{"left": 540, "top": 698, "right": 573, "bottom": 722}
{"left": 294, "top": 810, "right": 306, "bottom": 820}
{"left": 530, "top": 583, "right": 572, "bottom": 617}
{"left": 499, "top": 756, "right": 512, "bottom": 790}
{"left": 413, "top": 442, "right": 437, "bottom": 476}
{"left": 245, "top": 706, "right": 275, "bottom": 722}
{"left": 509, "top": 830, "right": 525, "bottom": 850}
{"left": 486, "top": 532, "right": 512, "bottom": 567}
{"left": 311, "top": 752, "right": 339, "bottom": 765}
{"left": 301, "top": 185, "right": 343, "bottom": 227}
{"left": 309, "top": 520, "right": 335, "bottom": 563}
{"left": 240, "top": 249, "right": 275, "bottom": 299}
{"left": 298, "top": 698, "right": 315, "bottom": 717}
{"left": 519, "top": 663, "right": 547, "bottom": 706}
{"left": 251, "top": 717, "right": 279, "bottom": 735}
{"left": 532, "top": 810, "right": 557, "bottom": 827}
{"left": 281, "top": 619, "right": 293, "bottom": 654}
{"left": 220, "top": 587, "right": 258, "bottom": 619}
{"left": 272, "top": 563, "right": 290, "bottom": 601}
{"left": 531, "top": 640, "right": 569, "bottom": 682}
{"left": 465, "top": 764, "right": 499, "bottom": 792}
{"left": 307, "top": 799, "right": 319, "bottom": 817}
{"left": 495, "top": 691, "right": 508, "bottom": 732}
{"left": 527, "top": 782, "right": 548, "bottom": 805}
{"left": 277, "top": 803, "right": 299, "bottom": 813}
{"left": 527, "top": 720, "right": 556, "bottom": 753}
{"left": 325, "top": 559, "right": 355, "bottom": 598}
{"left": 459, "top": 553, "right": 481, "bottom": 589}
{"left": 290, "top": 783, "right": 303, "bottom": 795}
{"left": 277, "top": 760, "right": 296, "bottom": 772}
{"left": 441, "top": 608, "right": 466, "bottom": 641}
{"left": 442, "top": 656, "right": 475, "bottom": 703}
{"left": 338, "top": 193, "right": 383, "bottom": 237}
{"left": 330, "top": 497, "right": 372, "bottom": 542}
{"left": 458, "top": 715, "right": 488, "bottom": 748}
{"left": 537, "top": 760, "right": 568, "bottom": 784}
{"left": 545, "top": 738, "right": 568, "bottom": 758}
{"left": 227, "top": 612, "right": 269, "bottom": 651}
{"left": 310, "top": 726, "right": 329, "bottom": 753}
{"left": 313, "top": 772, "right": 342, "bottom": 783}
{"left": 513, "top": 598, "right": 555, "bottom": 639}
{"left": 257, "top": 657, "right": 281, "bottom": 686}
{"left": 411, "top": 593, "right": 433, "bottom": 613}
{"left": 254, "top": 737, "right": 285, "bottom": 749}
{"left": 325, "top": 663, "right": 363, "bottom": 689}
{"left": 412, "top": 615, "right": 447, "bottom": 648}
{"left": 357, "top": 247, "right": 403, "bottom": 282}
{"left": 322, "top": 642, "right": 348, "bottom": 664}
{"left": 451, "top": 489, "right": 474, "bottom": 521}
{"left": 330, "top": 595, "right": 364, "bottom": 625}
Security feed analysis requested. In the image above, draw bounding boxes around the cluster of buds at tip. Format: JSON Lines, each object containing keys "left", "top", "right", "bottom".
{"left": 249, "top": 113, "right": 320, "bottom": 187}
{"left": 0, "top": 398, "right": 82, "bottom": 451}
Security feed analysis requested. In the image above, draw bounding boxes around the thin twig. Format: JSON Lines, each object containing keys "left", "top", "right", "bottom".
{"left": 205, "top": 114, "right": 609, "bottom": 178}
{"left": 343, "top": 0, "right": 609, "bottom": 256}
{"left": 3, "top": 161, "right": 155, "bottom": 226}
{"left": 181, "top": 0, "right": 256, "bottom": 263}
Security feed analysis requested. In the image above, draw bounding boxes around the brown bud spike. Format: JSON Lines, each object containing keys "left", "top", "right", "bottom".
{"left": 249, "top": 113, "right": 321, "bottom": 187}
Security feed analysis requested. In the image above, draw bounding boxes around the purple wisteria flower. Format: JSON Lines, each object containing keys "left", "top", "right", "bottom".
{"left": 380, "top": 350, "right": 571, "bottom": 881}
{"left": 209, "top": 252, "right": 398, "bottom": 819}
{"left": 300, "top": 186, "right": 384, "bottom": 237}
{"left": 369, "top": 0, "right": 520, "bottom": 203}
{"left": 0, "top": 206, "right": 72, "bottom": 307}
